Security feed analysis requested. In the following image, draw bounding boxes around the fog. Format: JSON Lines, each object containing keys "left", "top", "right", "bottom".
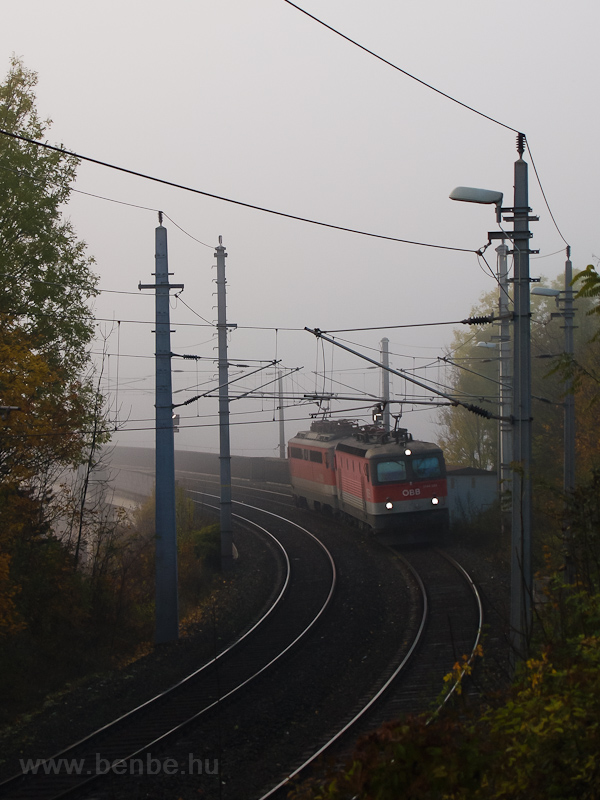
{"left": 2, "top": 1, "right": 598, "bottom": 454}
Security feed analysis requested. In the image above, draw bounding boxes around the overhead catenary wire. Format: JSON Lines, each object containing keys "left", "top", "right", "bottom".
{"left": 307, "top": 327, "right": 502, "bottom": 421}
{"left": 320, "top": 315, "right": 494, "bottom": 334}
{"left": 525, "top": 138, "right": 570, "bottom": 248}
{"left": 0, "top": 161, "right": 214, "bottom": 248}
{"left": 0, "top": 128, "right": 478, "bottom": 254}
{"left": 282, "top": 0, "right": 521, "bottom": 135}
{"left": 281, "top": 5, "right": 570, "bottom": 255}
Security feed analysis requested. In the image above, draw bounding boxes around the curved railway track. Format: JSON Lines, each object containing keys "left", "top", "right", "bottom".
{"left": 0, "top": 508, "right": 336, "bottom": 800}
{"left": 258, "top": 546, "right": 483, "bottom": 799}
{"left": 115, "top": 467, "right": 485, "bottom": 799}
{"left": 176, "top": 478, "right": 484, "bottom": 799}
{"left": 4, "top": 463, "right": 487, "bottom": 799}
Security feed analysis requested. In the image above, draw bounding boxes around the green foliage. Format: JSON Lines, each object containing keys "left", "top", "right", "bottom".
{"left": 0, "top": 56, "right": 98, "bottom": 374}
{"left": 574, "top": 263, "right": 600, "bottom": 334}
{"left": 175, "top": 489, "right": 221, "bottom": 611}
{"left": 438, "top": 277, "right": 600, "bottom": 566}
{"left": 0, "top": 58, "right": 113, "bottom": 720}
{"left": 131, "top": 487, "right": 221, "bottom": 616}
{"left": 564, "top": 468, "right": 600, "bottom": 593}
{"left": 480, "top": 599, "right": 600, "bottom": 799}
{"left": 191, "top": 524, "right": 221, "bottom": 567}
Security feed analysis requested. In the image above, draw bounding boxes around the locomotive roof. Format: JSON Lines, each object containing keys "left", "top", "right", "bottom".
{"left": 289, "top": 429, "right": 442, "bottom": 459}
{"left": 290, "top": 429, "right": 342, "bottom": 444}
{"left": 336, "top": 437, "right": 442, "bottom": 459}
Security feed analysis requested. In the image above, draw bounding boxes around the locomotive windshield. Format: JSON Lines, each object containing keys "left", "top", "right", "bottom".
{"left": 411, "top": 456, "right": 443, "bottom": 479}
{"left": 374, "top": 455, "right": 443, "bottom": 483}
{"left": 376, "top": 460, "right": 407, "bottom": 482}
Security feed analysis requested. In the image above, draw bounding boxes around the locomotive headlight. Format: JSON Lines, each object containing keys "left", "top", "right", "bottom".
{"left": 431, "top": 497, "right": 439, "bottom": 505}
{"left": 385, "top": 500, "right": 394, "bottom": 510}
{"left": 404, "top": 448, "right": 412, "bottom": 456}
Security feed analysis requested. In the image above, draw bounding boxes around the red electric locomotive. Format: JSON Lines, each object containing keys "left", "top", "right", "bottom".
{"left": 288, "top": 419, "right": 449, "bottom": 542}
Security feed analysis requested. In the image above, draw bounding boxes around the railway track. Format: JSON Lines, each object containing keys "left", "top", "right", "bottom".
{"left": 5, "top": 462, "right": 487, "bottom": 799}
{"left": 170, "top": 477, "right": 484, "bottom": 799}
{"left": 258, "top": 545, "right": 483, "bottom": 799}
{"left": 0, "top": 507, "right": 336, "bottom": 800}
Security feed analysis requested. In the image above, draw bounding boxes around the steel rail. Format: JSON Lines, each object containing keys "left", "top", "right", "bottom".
{"left": 0, "top": 507, "right": 336, "bottom": 799}
{"left": 257, "top": 549, "right": 428, "bottom": 799}
{"left": 197, "top": 497, "right": 338, "bottom": 656}
{"left": 258, "top": 548, "right": 483, "bottom": 799}
{"left": 175, "top": 468, "right": 291, "bottom": 499}
{"left": 430, "top": 549, "right": 484, "bottom": 715}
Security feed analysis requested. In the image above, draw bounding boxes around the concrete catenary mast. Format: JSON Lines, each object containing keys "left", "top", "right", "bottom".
{"left": 380, "top": 337, "right": 391, "bottom": 433}
{"left": 215, "top": 237, "right": 234, "bottom": 569}
{"left": 139, "top": 216, "right": 183, "bottom": 644}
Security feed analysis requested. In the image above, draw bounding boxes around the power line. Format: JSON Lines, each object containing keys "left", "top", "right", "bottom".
{"left": 281, "top": 5, "right": 570, "bottom": 258}
{"left": 0, "top": 128, "right": 478, "bottom": 254}
{"left": 282, "top": 0, "right": 521, "bottom": 135}
{"left": 525, "top": 138, "right": 570, "bottom": 248}
{"left": 321, "top": 315, "right": 494, "bottom": 334}
{"left": 0, "top": 161, "right": 214, "bottom": 249}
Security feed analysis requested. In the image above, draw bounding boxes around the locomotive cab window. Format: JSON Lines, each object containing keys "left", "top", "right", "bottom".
{"left": 411, "top": 456, "right": 442, "bottom": 479}
{"left": 309, "top": 450, "right": 323, "bottom": 463}
{"left": 290, "top": 447, "right": 303, "bottom": 459}
{"left": 375, "top": 460, "right": 407, "bottom": 483}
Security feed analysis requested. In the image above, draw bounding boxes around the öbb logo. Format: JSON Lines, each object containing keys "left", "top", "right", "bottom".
{"left": 402, "top": 488, "right": 421, "bottom": 497}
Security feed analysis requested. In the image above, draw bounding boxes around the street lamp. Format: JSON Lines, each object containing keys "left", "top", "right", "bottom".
{"left": 450, "top": 136, "right": 537, "bottom": 666}
{"left": 531, "top": 287, "right": 559, "bottom": 298}
{"left": 449, "top": 187, "right": 504, "bottom": 222}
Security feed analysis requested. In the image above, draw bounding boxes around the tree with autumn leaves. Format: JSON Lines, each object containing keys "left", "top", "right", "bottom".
{"left": 0, "top": 54, "right": 99, "bottom": 474}
{"left": 0, "top": 60, "right": 222, "bottom": 720}
{"left": 0, "top": 56, "right": 106, "bottom": 704}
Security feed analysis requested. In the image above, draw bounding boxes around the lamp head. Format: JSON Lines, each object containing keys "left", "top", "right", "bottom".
{"left": 450, "top": 186, "right": 504, "bottom": 222}
{"left": 531, "top": 286, "right": 560, "bottom": 307}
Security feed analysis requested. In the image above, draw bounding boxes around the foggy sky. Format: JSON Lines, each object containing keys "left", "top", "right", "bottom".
{"left": 2, "top": 0, "right": 598, "bottom": 455}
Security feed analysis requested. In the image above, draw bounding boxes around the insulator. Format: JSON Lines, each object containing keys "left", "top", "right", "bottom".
{"left": 465, "top": 403, "right": 493, "bottom": 419}
{"left": 517, "top": 133, "right": 525, "bottom": 156}
{"left": 463, "top": 315, "right": 494, "bottom": 325}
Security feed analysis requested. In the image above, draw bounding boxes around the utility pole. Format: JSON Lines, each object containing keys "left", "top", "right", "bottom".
{"left": 278, "top": 369, "right": 286, "bottom": 458}
{"left": 139, "top": 215, "right": 183, "bottom": 644}
{"left": 510, "top": 134, "right": 537, "bottom": 663}
{"left": 496, "top": 243, "right": 512, "bottom": 521}
{"left": 562, "top": 248, "right": 576, "bottom": 582}
{"left": 563, "top": 248, "right": 576, "bottom": 494}
{"left": 380, "top": 337, "right": 391, "bottom": 433}
{"left": 215, "top": 237, "right": 234, "bottom": 570}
